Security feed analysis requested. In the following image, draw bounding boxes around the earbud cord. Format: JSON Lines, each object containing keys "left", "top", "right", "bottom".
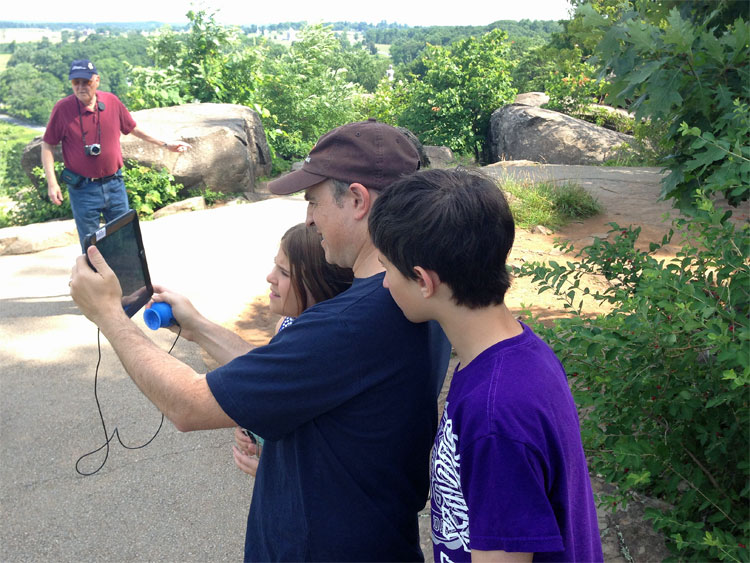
{"left": 75, "top": 326, "right": 182, "bottom": 476}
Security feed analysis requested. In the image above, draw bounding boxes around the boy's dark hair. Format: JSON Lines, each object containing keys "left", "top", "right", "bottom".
{"left": 369, "top": 168, "right": 515, "bottom": 309}
{"left": 282, "top": 224, "right": 353, "bottom": 311}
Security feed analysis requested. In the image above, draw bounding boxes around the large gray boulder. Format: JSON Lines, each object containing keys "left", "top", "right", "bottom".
{"left": 488, "top": 104, "right": 635, "bottom": 165}
{"left": 22, "top": 103, "right": 272, "bottom": 194}
{"left": 423, "top": 146, "right": 456, "bottom": 169}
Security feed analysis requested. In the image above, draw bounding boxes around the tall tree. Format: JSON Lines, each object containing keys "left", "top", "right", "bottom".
{"left": 258, "top": 24, "right": 367, "bottom": 160}
{"left": 392, "top": 29, "right": 516, "bottom": 162}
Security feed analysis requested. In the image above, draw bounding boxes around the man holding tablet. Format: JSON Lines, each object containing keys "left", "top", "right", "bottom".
{"left": 70, "top": 120, "right": 450, "bottom": 561}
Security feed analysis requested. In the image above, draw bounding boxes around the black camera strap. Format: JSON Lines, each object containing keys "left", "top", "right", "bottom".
{"left": 77, "top": 97, "right": 102, "bottom": 153}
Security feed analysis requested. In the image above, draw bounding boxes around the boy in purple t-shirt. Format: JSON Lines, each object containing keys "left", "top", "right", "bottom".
{"left": 370, "top": 169, "right": 603, "bottom": 562}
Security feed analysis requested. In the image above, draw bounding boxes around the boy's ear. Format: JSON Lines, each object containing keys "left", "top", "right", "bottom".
{"left": 413, "top": 266, "right": 441, "bottom": 299}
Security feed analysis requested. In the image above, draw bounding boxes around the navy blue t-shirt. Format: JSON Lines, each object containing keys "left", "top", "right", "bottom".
{"left": 206, "top": 273, "right": 450, "bottom": 561}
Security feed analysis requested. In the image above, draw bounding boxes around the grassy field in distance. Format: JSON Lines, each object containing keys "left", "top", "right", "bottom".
{"left": 0, "top": 27, "right": 63, "bottom": 44}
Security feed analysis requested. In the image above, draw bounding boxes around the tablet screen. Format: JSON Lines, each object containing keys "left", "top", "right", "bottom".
{"left": 84, "top": 210, "right": 153, "bottom": 318}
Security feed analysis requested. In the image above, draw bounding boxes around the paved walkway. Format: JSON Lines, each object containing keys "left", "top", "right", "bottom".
{"left": 0, "top": 113, "right": 45, "bottom": 132}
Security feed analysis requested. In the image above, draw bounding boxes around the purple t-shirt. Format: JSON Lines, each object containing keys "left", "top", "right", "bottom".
{"left": 431, "top": 323, "right": 603, "bottom": 562}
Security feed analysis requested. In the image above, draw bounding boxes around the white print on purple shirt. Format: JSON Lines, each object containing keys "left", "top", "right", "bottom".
{"left": 431, "top": 403, "right": 470, "bottom": 554}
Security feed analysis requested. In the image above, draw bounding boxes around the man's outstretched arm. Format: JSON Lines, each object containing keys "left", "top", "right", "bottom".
{"left": 70, "top": 246, "right": 235, "bottom": 432}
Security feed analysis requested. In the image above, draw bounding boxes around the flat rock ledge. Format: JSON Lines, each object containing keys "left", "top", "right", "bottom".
{"left": 0, "top": 219, "right": 77, "bottom": 255}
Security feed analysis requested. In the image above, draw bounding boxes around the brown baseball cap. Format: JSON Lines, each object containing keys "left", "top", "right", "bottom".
{"left": 268, "top": 119, "right": 420, "bottom": 195}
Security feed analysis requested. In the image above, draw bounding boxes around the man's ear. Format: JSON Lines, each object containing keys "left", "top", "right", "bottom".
{"left": 413, "top": 266, "right": 441, "bottom": 299}
{"left": 348, "top": 183, "right": 373, "bottom": 220}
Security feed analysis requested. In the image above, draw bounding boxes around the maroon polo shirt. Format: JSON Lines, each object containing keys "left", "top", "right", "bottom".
{"left": 43, "top": 91, "right": 136, "bottom": 178}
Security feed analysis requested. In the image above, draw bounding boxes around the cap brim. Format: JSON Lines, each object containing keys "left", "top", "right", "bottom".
{"left": 69, "top": 71, "right": 95, "bottom": 80}
{"left": 268, "top": 167, "right": 329, "bottom": 195}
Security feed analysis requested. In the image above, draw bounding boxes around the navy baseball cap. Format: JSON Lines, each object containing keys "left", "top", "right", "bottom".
{"left": 69, "top": 59, "right": 98, "bottom": 80}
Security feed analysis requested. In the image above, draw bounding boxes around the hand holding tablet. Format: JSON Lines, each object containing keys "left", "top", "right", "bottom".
{"left": 82, "top": 210, "right": 153, "bottom": 318}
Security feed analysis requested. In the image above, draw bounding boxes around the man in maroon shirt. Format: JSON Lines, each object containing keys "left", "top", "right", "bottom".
{"left": 42, "top": 59, "right": 190, "bottom": 249}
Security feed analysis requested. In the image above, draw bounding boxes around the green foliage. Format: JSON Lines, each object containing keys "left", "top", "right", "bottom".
{"left": 4, "top": 162, "right": 73, "bottom": 226}
{"left": 0, "top": 123, "right": 38, "bottom": 194}
{"left": 0, "top": 62, "right": 65, "bottom": 123}
{"left": 338, "top": 46, "right": 390, "bottom": 93}
{"left": 380, "top": 20, "right": 562, "bottom": 67}
{"left": 574, "top": 0, "right": 750, "bottom": 211}
{"left": 2, "top": 159, "right": 182, "bottom": 224}
{"left": 598, "top": 118, "right": 672, "bottom": 167}
{"left": 122, "top": 64, "right": 185, "bottom": 109}
{"left": 390, "top": 29, "right": 516, "bottom": 162}
{"left": 126, "top": 9, "right": 261, "bottom": 109}
{"left": 188, "top": 186, "right": 227, "bottom": 206}
{"left": 677, "top": 100, "right": 750, "bottom": 207}
{"left": 578, "top": 105, "right": 634, "bottom": 134}
{"left": 544, "top": 64, "right": 605, "bottom": 117}
{"left": 128, "top": 13, "right": 370, "bottom": 164}
{"left": 362, "top": 76, "right": 406, "bottom": 127}
{"left": 502, "top": 179, "right": 602, "bottom": 230}
{"left": 257, "top": 24, "right": 368, "bottom": 160}
{"left": 121, "top": 160, "right": 181, "bottom": 220}
{"left": 514, "top": 202, "right": 749, "bottom": 561}
{"left": 0, "top": 32, "right": 152, "bottom": 122}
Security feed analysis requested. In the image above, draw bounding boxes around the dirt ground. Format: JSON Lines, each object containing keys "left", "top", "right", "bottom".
{"left": 229, "top": 197, "right": 684, "bottom": 345}
{"left": 230, "top": 162, "right": 743, "bottom": 341}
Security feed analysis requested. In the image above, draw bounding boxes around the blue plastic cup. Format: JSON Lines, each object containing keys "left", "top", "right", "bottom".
{"left": 144, "top": 302, "right": 175, "bottom": 330}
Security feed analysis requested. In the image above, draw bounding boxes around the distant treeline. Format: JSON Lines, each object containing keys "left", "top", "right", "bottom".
{"left": 0, "top": 19, "right": 562, "bottom": 70}
{"left": 0, "top": 21, "right": 175, "bottom": 32}
{"left": 1, "top": 18, "right": 561, "bottom": 42}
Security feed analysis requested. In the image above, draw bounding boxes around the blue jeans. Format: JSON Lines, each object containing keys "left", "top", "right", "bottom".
{"left": 66, "top": 170, "right": 130, "bottom": 251}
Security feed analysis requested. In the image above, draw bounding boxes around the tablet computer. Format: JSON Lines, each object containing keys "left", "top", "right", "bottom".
{"left": 83, "top": 210, "right": 153, "bottom": 318}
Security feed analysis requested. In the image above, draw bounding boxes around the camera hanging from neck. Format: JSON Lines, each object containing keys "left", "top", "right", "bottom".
{"left": 77, "top": 97, "right": 103, "bottom": 157}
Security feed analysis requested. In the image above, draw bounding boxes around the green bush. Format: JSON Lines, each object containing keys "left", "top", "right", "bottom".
{"left": 122, "top": 160, "right": 182, "bottom": 219}
{"left": 187, "top": 186, "right": 227, "bottom": 207}
{"left": 514, "top": 202, "right": 749, "bottom": 561}
{"left": 576, "top": 1, "right": 749, "bottom": 211}
{"left": 0, "top": 62, "right": 65, "bottom": 124}
{"left": 544, "top": 64, "right": 605, "bottom": 117}
{"left": 390, "top": 28, "right": 516, "bottom": 163}
{"left": 0, "top": 123, "right": 39, "bottom": 194}
{"left": 601, "top": 118, "right": 671, "bottom": 167}
{"left": 4, "top": 163, "right": 74, "bottom": 226}
{"left": 2, "top": 160, "right": 183, "bottom": 226}
{"left": 257, "top": 24, "right": 368, "bottom": 160}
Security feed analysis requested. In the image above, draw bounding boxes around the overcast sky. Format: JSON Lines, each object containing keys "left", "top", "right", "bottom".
{"left": 4, "top": 0, "right": 574, "bottom": 26}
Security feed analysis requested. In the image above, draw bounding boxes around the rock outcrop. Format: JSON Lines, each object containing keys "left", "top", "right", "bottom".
{"left": 488, "top": 104, "right": 635, "bottom": 165}
{"left": 514, "top": 91, "right": 550, "bottom": 107}
{"left": 423, "top": 145, "right": 456, "bottom": 169}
